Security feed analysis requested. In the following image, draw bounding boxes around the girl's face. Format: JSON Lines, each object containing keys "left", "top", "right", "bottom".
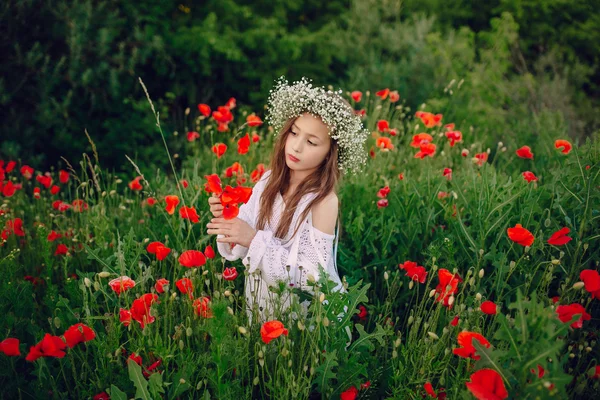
{"left": 284, "top": 113, "right": 332, "bottom": 173}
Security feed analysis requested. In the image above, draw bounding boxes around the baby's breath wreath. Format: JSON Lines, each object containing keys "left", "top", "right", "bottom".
{"left": 265, "top": 76, "right": 370, "bottom": 175}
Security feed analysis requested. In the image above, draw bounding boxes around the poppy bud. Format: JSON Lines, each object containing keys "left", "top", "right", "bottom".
{"left": 572, "top": 282, "right": 585, "bottom": 290}
{"left": 551, "top": 259, "right": 560, "bottom": 265}
{"left": 84, "top": 277, "right": 92, "bottom": 288}
{"left": 478, "top": 269, "right": 485, "bottom": 278}
{"left": 384, "top": 271, "right": 389, "bottom": 280}
{"left": 319, "top": 293, "right": 325, "bottom": 303}
{"left": 297, "top": 321, "right": 305, "bottom": 331}
{"left": 429, "top": 289, "right": 436, "bottom": 298}
{"left": 238, "top": 326, "right": 247, "bottom": 335}
{"left": 98, "top": 271, "right": 110, "bottom": 278}
{"left": 448, "top": 296, "right": 455, "bottom": 306}
{"left": 253, "top": 376, "right": 260, "bottom": 385}
{"left": 476, "top": 293, "right": 482, "bottom": 301}
{"left": 427, "top": 332, "right": 439, "bottom": 340}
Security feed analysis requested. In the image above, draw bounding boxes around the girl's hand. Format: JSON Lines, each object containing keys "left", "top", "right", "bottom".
{"left": 206, "top": 217, "right": 257, "bottom": 248}
{"left": 208, "top": 193, "right": 223, "bottom": 218}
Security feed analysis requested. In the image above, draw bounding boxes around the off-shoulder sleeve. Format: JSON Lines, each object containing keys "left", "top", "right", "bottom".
{"left": 242, "top": 218, "right": 336, "bottom": 294}
{"left": 216, "top": 175, "right": 266, "bottom": 261}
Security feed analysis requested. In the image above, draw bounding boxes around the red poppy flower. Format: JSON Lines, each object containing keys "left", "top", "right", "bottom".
{"left": 0, "top": 338, "right": 20, "bottom": 356}
{"left": 26, "top": 333, "right": 67, "bottom": 362}
{"left": 179, "top": 206, "right": 200, "bottom": 223}
{"left": 165, "top": 195, "right": 180, "bottom": 215}
{"left": 252, "top": 132, "right": 260, "bottom": 143}
{"left": 128, "top": 352, "right": 142, "bottom": 365}
{"left": 176, "top": 278, "right": 194, "bottom": 300}
{"left": 445, "top": 131, "right": 462, "bottom": 147}
{"left": 351, "top": 91, "right": 362, "bottom": 102}
{"left": 147, "top": 241, "right": 171, "bottom": 261}
{"left": 223, "top": 203, "right": 240, "bottom": 219}
{"left": 424, "top": 382, "right": 436, "bottom": 398}
{"left": 128, "top": 176, "right": 143, "bottom": 191}
{"left": 389, "top": 90, "right": 400, "bottom": 102}
{"left": 221, "top": 185, "right": 252, "bottom": 205}
{"left": 63, "top": 323, "right": 95, "bottom": 348}
{"left": 179, "top": 250, "right": 207, "bottom": 268}
{"left": 415, "top": 111, "right": 443, "bottom": 128}
{"left": 453, "top": 331, "right": 491, "bottom": 360}
{"left": 480, "top": 301, "right": 497, "bottom": 315}
{"left": 376, "top": 137, "right": 394, "bottom": 151}
{"left": 204, "top": 245, "right": 215, "bottom": 259}
{"left": 187, "top": 131, "right": 200, "bottom": 142}
{"left": 198, "top": 104, "right": 211, "bottom": 117}
{"left": 522, "top": 171, "right": 537, "bottom": 183}
{"left": 246, "top": 114, "right": 263, "bottom": 127}
{"left": 147, "top": 197, "right": 157, "bottom": 206}
{"left": 193, "top": 296, "right": 214, "bottom": 318}
{"left": 398, "top": 261, "right": 427, "bottom": 284}
{"left": 415, "top": 142, "right": 437, "bottom": 159}
{"left": 33, "top": 187, "right": 41, "bottom": 199}
{"left": 238, "top": 133, "right": 251, "bottom": 155}
{"left": 376, "top": 88, "right": 389, "bottom": 100}
{"left": 443, "top": 168, "right": 452, "bottom": 180}
{"left": 465, "top": 368, "right": 508, "bottom": 400}
{"left": 410, "top": 133, "right": 433, "bottom": 148}
{"left": 357, "top": 305, "right": 368, "bottom": 320}
{"left": 377, "top": 120, "right": 389, "bottom": 133}
{"left": 72, "top": 199, "right": 88, "bottom": 212}
{"left": 212, "top": 143, "right": 227, "bottom": 159}
{"left": 225, "top": 97, "right": 236, "bottom": 109}
{"left": 580, "top": 270, "right": 600, "bottom": 299}
{"left": 130, "top": 293, "right": 159, "bottom": 328}
{"left": 547, "top": 227, "right": 572, "bottom": 246}
{"left": 119, "top": 308, "right": 132, "bottom": 326}
{"left": 377, "top": 199, "right": 389, "bottom": 209}
{"left": 377, "top": 186, "right": 390, "bottom": 198}
{"left": 473, "top": 152, "right": 488, "bottom": 166}
{"left": 260, "top": 320, "right": 289, "bottom": 344}
{"left": 223, "top": 267, "right": 238, "bottom": 281}
{"left": 435, "top": 269, "right": 462, "bottom": 307}
{"left": 507, "top": 223, "right": 534, "bottom": 246}
{"left": 212, "top": 106, "right": 233, "bottom": 123}
{"left": 516, "top": 145, "right": 534, "bottom": 159}
{"left": 21, "top": 165, "right": 34, "bottom": 180}
{"left": 108, "top": 276, "right": 136, "bottom": 295}
{"left": 55, "top": 244, "right": 69, "bottom": 256}
{"left": 6, "top": 218, "right": 25, "bottom": 236}
{"left": 340, "top": 386, "right": 359, "bottom": 400}
{"left": 204, "top": 174, "right": 223, "bottom": 195}
{"left": 2, "top": 181, "right": 17, "bottom": 197}
{"left": 530, "top": 364, "right": 545, "bottom": 379}
{"left": 450, "top": 315, "right": 460, "bottom": 326}
{"left": 556, "top": 303, "right": 591, "bottom": 328}
{"left": 94, "top": 392, "right": 110, "bottom": 400}
{"left": 59, "top": 170, "right": 69, "bottom": 184}
{"left": 36, "top": 173, "right": 52, "bottom": 188}
{"left": 555, "top": 139, "right": 572, "bottom": 154}
{"left": 225, "top": 162, "right": 244, "bottom": 178}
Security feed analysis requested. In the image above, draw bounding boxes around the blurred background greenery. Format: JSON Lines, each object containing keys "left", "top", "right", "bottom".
{"left": 1, "top": 0, "right": 599, "bottom": 174}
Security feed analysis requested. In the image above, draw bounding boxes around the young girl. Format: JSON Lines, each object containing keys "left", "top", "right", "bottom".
{"left": 206, "top": 76, "right": 369, "bottom": 326}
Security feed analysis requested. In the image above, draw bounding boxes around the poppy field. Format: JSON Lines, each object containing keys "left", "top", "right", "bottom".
{"left": 0, "top": 81, "right": 599, "bottom": 400}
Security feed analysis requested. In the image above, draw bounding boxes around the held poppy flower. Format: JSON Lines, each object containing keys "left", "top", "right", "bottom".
{"left": 212, "top": 143, "right": 227, "bottom": 159}
{"left": 389, "top": 90, "right": 400, "bottom": 102}
{"left": 155, "top": 278, "right": 170, "bottom": 294}
{"left": 554, "top": 139, "right": 572, "bottom": 154}
{"left": 187, "top": 131, "right": 200, "bottom": 142}
{"left": 204, "top": 245, "right": 215, "bottom": 259}
{"left": 223, "top": 267, "right": 238, "bottom": 281}
{"left": 453, "top": 331, "right": 491, "bottom": 360}
{"left": 193, "top": 296, "right": 214, "bottom": 318}
{"left": 580, "top": 269, "right": 600, "bottom": 299}
{"left": 147, "top": 241, "right": 171, "bottom": 261}
{"left": 63, "top": 323, "right": 95, "bottom": 348}
{"left": 507, "top": 223, "right": 534, "bottom": 246}
{"left": 547, "top": 227, "right": 572, "bottom": 246}
{"left": 340, "top": 386, "right": 359, "bottom": 400}
{"left": 260, "top": 320, "right": 289, "bottom": 344}
{"left": 176, "top": 278, "right": 194, "bottom": 300}
{"left": 198, "top": 104, "right": 211, "bottom": 117}
{"left": 0, "top": 338, "right": 20, "bottom": 356}
{"left": 377, "top": 120, "right": 390, "bottom": 133}
{"left": 204, "top": 174, "right": 223, "bottom": 195}
{"left": 522, "top": 171, "right": 538, "bottom": 183}
{"left": 221, "top": 185, "right": 252, "bottom": 205}
{"left": 480, "top": 301, "right": 497, "bottom": 315}
{"left": 445, "top": 131, "right": 463, "bottom": 147}
{"left": 179, "top": 206, "right": 200, "bottom": 223}
{"left": 351, "top": 91, "right": 362, "bottom": 102}
{"left": 398, "top": 261, "right": 427, "bottom": 284}
{"left": 410, "top": 133, "right": 433, "bottom": 148}
{"left": 128, "top": 176, "right": 143, "bottom": 191}
{"left": 556, "top": 303, "right": 591, "bottom": 328}
{"left": 178, "top": 250, "right": 207, "bottom": 268}
{"left": 108, "top": 276, "right": 136, "bottom": 295}
{"left": 465, "top": 368, "right": 508, "bottom": 400}
{"left": 26, "top": 334, "right": 67, "bottom": 362}
{"left": 165, "top": 195, "right": 180, "bottom": 215}
{"left": 223, "top": 203, "right": 240, "bottom": 219}
{"left": 376, "top": 88, "right": 390, "bottom": 99}
{"left": 415, "top": 142, "right": 436, "bottom": 159}
{"left": 238, "top": 133, "right": 251, "bottom": 155}
{"left": 246, "top": 114, "right": 263, "bottom": 127}
{"left": 516, "top": 145, "right": 534, "bottom": 159}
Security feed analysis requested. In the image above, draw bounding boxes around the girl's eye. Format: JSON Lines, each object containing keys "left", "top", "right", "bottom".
{"left": 291, "top": 131, "right": 297, "bottom": 136}
{"left": 308, "top": 141, "right": 316, "bottom": 146}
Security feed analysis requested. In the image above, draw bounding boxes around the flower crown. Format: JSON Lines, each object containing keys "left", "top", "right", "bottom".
{"left": 265, "top": 76, "right": 370, "bottom": 175}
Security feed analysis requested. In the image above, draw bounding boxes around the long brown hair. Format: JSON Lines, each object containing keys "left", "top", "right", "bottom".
{"left": 256, "top": 112, "right": 344, "bottom": 242}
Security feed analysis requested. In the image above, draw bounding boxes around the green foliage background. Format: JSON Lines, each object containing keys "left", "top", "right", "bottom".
{"left": 1, "top": 0, "right": 599, "bottom": 174}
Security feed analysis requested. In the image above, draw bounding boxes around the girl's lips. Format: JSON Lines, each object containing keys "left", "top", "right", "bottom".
{"left": 288, "top": 154, "right": 300, "bottom": 162}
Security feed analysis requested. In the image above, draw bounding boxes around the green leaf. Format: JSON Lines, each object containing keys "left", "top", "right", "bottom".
{"left": 148, "top": 372, "right": 165, "bottom": 397}
{"left": 349, "top": 323, "right": 388, "bottom": 352}
{"left": 109, "top": 385, "right": 128, "bottom": 400}
{"left": 168, "top": 370, "right": 191, "bottom": 398}
{"left": 127, "top": 359, "right": 152, "bottom": 400}
{"left": 312, "top": 349, "right": 338, "bottom": 394}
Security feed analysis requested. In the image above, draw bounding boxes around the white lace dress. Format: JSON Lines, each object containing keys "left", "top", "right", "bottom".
{"left": 216, "top": 169, "right": 345, "bottom": 326}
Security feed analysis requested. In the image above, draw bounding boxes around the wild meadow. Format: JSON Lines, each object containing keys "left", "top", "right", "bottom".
{"left": 0, "top": 78, "right": 599, "bottom": 400}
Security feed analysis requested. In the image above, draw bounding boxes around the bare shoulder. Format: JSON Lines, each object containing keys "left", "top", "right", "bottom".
{"left": 311, "top": 192, "right": 339, "bottom": 235}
